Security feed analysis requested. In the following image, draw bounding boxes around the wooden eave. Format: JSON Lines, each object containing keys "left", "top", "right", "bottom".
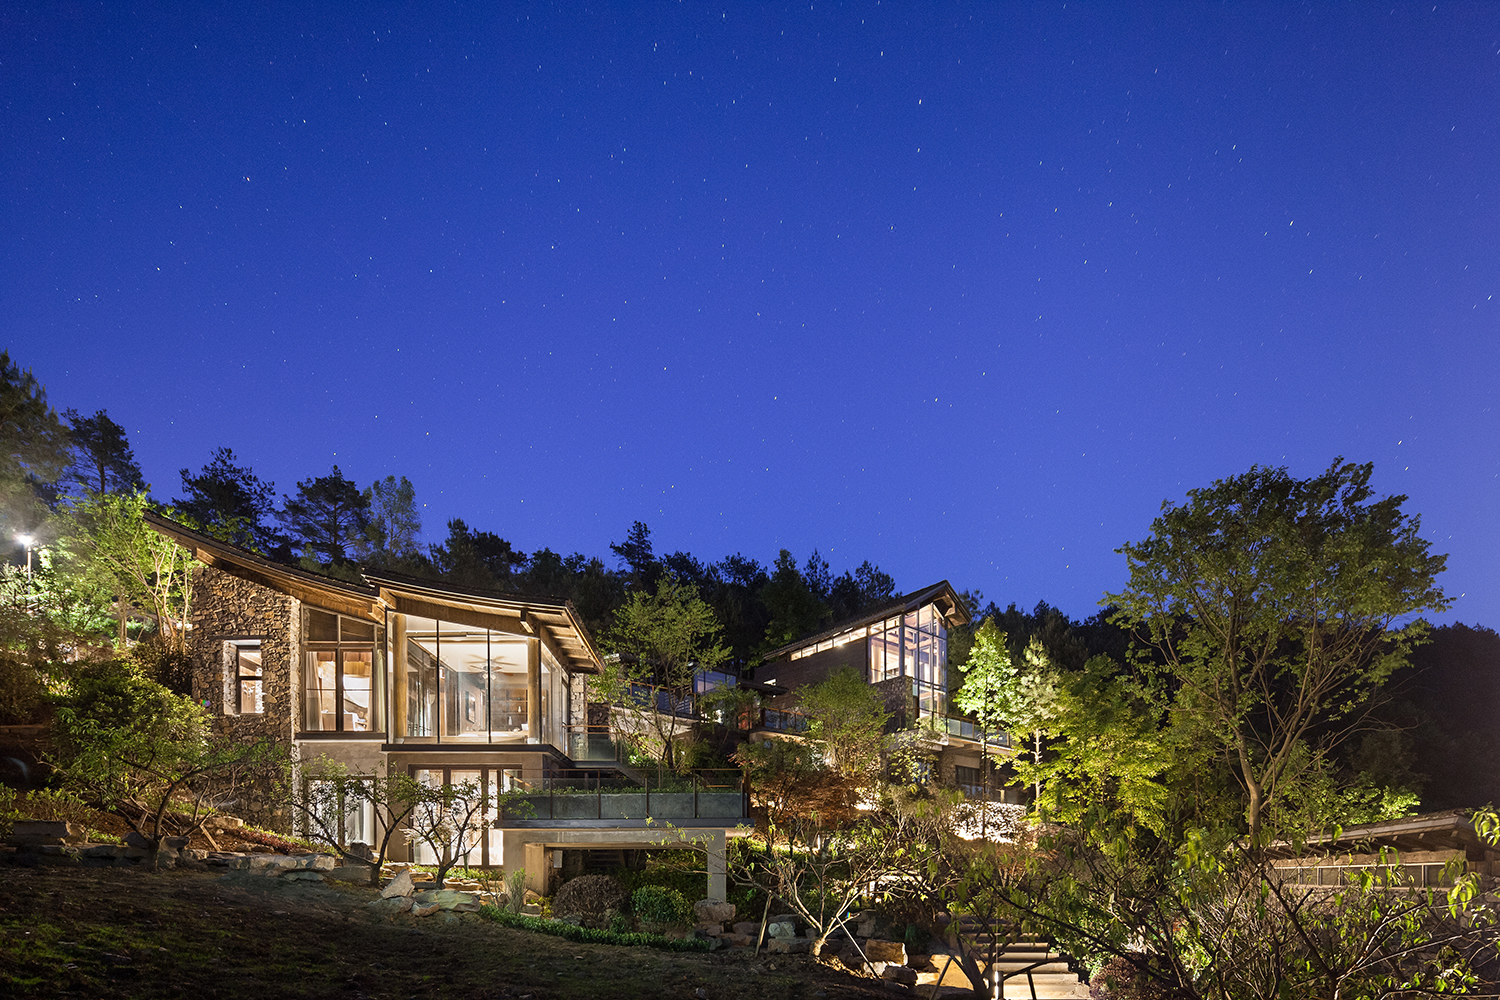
{"left": 1266, "top": 811, "right": 1499, "bottom": 861}
{"left": 360, "top": 571, "right": 604, "bottom": 676}
{"left": 761, "top": 579, "right": 972, "bottom": 661}
{"left": 143, "top": 512, "right": 604, "bottom": 674}
{"left": 142, "top": 511, "right": 382, "bottom": 620}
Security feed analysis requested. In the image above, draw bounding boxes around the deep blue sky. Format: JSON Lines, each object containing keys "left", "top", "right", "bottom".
{"left": 4, "top": 3, "right": 1497, "bottom": 626}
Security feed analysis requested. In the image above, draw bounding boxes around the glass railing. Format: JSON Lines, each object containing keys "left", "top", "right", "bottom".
{"left": 496, "top": 768, "right": 749, "bottom": 823}
{"left": 939, "top": 716, "right": 1012, "bottom": 747}
{"left": 761, "top": 708, "right": 810, "bottom": 733}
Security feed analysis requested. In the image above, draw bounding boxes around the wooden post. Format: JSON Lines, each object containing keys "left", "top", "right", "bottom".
{"left": 526, "top": 637, "right": 541, "bottom": 741}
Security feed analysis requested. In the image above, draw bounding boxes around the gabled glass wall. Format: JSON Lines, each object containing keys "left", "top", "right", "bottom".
{"left": 867, "top": 602, "right": 948, "bottom": 719}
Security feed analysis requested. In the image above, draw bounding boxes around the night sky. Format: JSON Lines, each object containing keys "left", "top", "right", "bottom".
{"left": 4, "top": 3, "right": 1497, "bottom": 626}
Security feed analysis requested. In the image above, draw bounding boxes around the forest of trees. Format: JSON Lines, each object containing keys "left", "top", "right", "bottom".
{"left": 5, "top": 349, "right": 1499, "bottom": 823}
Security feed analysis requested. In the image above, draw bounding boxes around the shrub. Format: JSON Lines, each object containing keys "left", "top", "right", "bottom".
{"left": 552, "top": 874, "right": 628, "bottom": 927}
{"left": 477, "top": 905, "right": 712, "bottom": 951}
{"left": 632, "top": 885, "right": 691, "bottom": 932}
{"left": 1092, "top": 955, "right": 1178, "bottom": 1000}
{"left": 504, "top": 869, "right": 528, "bottom": 915}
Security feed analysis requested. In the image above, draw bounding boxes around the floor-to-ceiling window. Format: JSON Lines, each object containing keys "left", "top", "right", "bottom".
{"left": 866, "top": 603, "right": 948, "bottom": 719}
{"left": 397, "top": 614, "right": 565, "bottom": 746}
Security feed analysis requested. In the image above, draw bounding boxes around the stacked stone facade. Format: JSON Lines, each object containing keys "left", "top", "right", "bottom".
{"left": 188, "top": 565, "right": 298, "bottom": 830}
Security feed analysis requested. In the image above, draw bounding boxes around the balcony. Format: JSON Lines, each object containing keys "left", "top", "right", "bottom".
{"left": 495, "top": 768, "right": 750, "bottom": 826}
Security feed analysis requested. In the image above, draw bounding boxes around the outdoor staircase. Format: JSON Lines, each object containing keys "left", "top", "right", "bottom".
{"left": 925, "top": 915, "right": 1090, "bottom": 999}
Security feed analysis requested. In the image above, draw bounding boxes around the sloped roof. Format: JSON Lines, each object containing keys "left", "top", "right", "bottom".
{"left": 143, "top": 511, "right": 603, "bottom": 674}
{"left": 761, "top": 579, "right": 971, "bottom": 661}
{"left": 1266, "top": 810, "right": 1500, "bottom": 861}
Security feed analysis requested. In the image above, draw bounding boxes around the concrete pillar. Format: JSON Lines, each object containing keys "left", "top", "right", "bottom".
{"left": 526, "top": 637, "right": 541, "bottom": 741}
{"left": 703, "top": 828, "right": 727, "bottom": 902}
{"left": 524, "top": 841, "right": 549, "bottom": 895}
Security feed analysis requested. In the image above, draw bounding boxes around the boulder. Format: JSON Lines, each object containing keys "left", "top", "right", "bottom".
{"left": 882, "top": 966, "right": 918, "bottom": 986}
{"left": 412, "top": 889, "right": 481, "bottom": 913}
{"left": 732, "top": 921, "right": 761, "bottom": 937}
{"left": 723, "top": 933, "right": 755, "bottom": 948}
{"left": 204, "top": 815, "right": 244, "bottom": 830}
{"left": 164, "top": 836, "right": 191, "bottom": 852}
{"left": 865, "top": 940, "right": 907, "bottom": 965}
{"left": 693, "top": 898, "right": 736, "bottom": 926}
{"left": 9, "top": 820, "right": 83, "bottom": 846}
{"left": 123, "top": 831, "right": 152, "bottom": 850}
{"left": 412, "top": 902, "right": 442, "bottom": 917}
{"left": 551, "top": 874, "right": 626, "bottom": 925}
{"left": 766, "top": 937, "right": 811, "bottom": 955}
{"left": 767, "top": 921, "right": 797, "bottom": 940}
{"left": 79, "top": 844, "right": 122, "bottom": 858}
{"left": 368, "top": 895, "right": 413, "bottom": 915}
{"left": 381, "top": 870, "right": 415, "bottom": 898}
{"left": 325, "top": 865, "right": 373, "bottom": 883}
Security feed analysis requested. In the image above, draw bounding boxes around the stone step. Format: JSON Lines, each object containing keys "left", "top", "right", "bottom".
{"left": 989, "top": 961, "right": 1073, "bottom": 974}
{"left": 997, "top": 980, "right": 1089, "bottom": 1000}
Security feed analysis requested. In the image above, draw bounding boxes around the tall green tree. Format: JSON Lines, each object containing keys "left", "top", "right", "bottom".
{"left": 279, "top": 465, "right": 369, "bottom": 566}
{"left": 609, "top": 520, "right": 659, "bottom": 592}
{"left": 759, "top": 549, "right": 827, "bottom": 653}
{"left": 61, "top": 491, "right": 200, "bottom": 656}
{"left": 429, "top": 518, "right": 525, "bottom": 589}
{"left": 0, "top": 351, "right": 68, "bottom": 533}
{"left": 361, "top": 474, "right": 423, "bottom": 568}
{"left": 598, "top": 578, "right": 729, "bottom": 770}
{"left": 1106, "top": 459, "right": 1449, "bottom": 846}
{"left": 796, "top": 664, "right": 891, "bottom": 784}
{"left": 62, "top": 408, "right": 144, "bottom": 497}
{"left": 174, "top": 447, "right": 280, "bottom": 552}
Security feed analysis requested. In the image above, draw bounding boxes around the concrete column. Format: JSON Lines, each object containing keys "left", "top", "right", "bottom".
{"left": 526, "top": 636, "right": 541, "bottom": 742}
{"left": 703, "top": 828, "right": 727, "bottom": 902}
{"left": 524, "top": 841, "right": 549, "bottom": 894}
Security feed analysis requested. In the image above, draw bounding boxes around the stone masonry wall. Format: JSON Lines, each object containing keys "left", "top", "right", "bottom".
{"left": 188, "top": 565, "right": 298, "bottom": 831}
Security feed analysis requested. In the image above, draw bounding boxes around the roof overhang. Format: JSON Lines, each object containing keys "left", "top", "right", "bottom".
{"left": 143, "top": 512, "right": 604, "bottom": 675}
{"left": 762, "top": 579, "right": 972, "bottom": 661}
{"left": 1266, "top": 810, "right": 1500, "bottom": 861}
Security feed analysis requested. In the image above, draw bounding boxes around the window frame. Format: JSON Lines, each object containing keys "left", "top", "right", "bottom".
{"left": 300, "top": 607, "right": 384, "bottom": 736}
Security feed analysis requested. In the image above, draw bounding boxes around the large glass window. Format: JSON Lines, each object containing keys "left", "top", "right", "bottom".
{"left": 866, "top": 603, "right": 948, "bottom": 719}
{"left": 301, "top": 608, "right": 384, "bottom": 733}
{"left": 408, "top": 766, "right": 520, "bottom": 867}
{"left": 400, "top": 615, "right": 564, "bottom": 745}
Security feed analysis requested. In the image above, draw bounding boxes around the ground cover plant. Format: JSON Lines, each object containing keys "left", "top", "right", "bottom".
{"left": 0, "top": 864, "right": 897, "bottom": 1000}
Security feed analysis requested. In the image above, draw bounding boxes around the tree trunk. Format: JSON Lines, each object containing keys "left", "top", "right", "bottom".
{"left": 1246, "top": 781, "right": 1264, "bottom": 850}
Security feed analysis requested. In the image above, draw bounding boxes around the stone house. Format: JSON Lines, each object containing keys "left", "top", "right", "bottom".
{"left": 145, "top": 512, "right": 749, "bottom": 896}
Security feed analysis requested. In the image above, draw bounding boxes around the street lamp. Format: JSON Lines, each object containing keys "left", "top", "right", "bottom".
{"left": 14, "top": 533, "right": 34, "bottom": 584}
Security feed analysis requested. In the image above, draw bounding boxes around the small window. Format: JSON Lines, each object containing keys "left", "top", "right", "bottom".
{"left": 234, "top": 641, "right": 264, "bottom": 715}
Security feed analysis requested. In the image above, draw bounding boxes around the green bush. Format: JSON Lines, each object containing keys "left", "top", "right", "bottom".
{"left": 608, "top": 855, "right": 708, "bottom": 902}
{"left": 631, "top": 885, "right": 691, "bottom": 931}
{"left": 477, "top": 905, "right": 712, "bottom": 951}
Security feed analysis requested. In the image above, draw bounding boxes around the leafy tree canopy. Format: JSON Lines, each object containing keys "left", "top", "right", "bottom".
{"left": 0, "top": 350, "right": 68, "bottom": 532}
{"left": 1105, "top": 458, "right": 1449, "bottom": 845}
{"left": 361, "top": 474, "right": 423, "bottom": 568}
